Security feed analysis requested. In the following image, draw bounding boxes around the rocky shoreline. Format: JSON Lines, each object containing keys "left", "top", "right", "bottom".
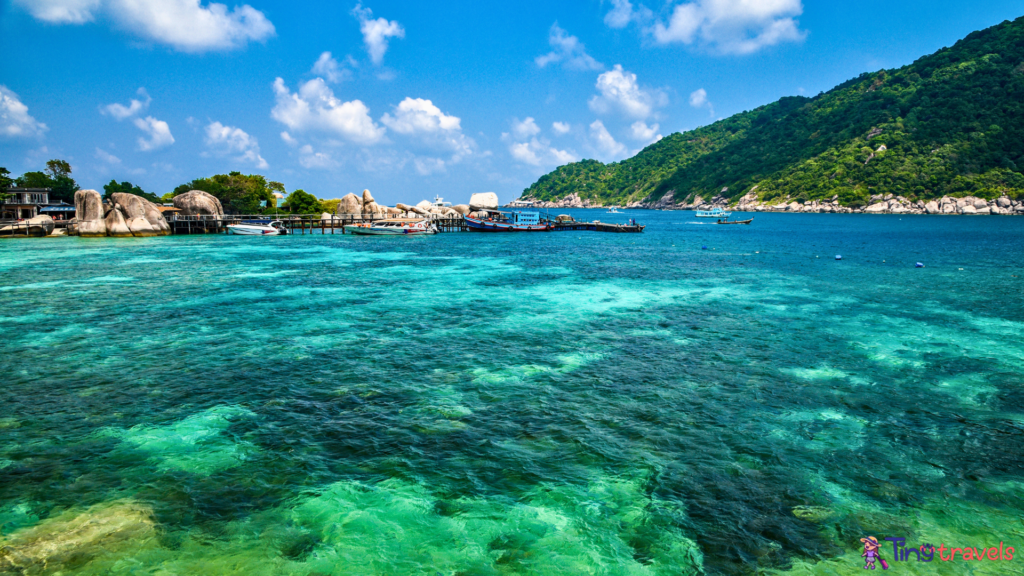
{"left": 523, "top": 191, "right": 1024, "bottom": 215}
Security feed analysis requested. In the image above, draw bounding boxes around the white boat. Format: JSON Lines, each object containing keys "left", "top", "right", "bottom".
{"left": 607, "top": 207, "right": 623, "bottom": 213}
{"left": 227, "top": 220, "right": 287, "bottom": 235}
{"left": 696, "top": 207, "right": 732, "bottom": 218}
{"left": 347, "top": 218, "right": 437, "bottom": 236}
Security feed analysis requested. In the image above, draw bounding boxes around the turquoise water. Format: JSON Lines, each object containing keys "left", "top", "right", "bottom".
{"left": 1, "top": 211, "right": 1023, "bottom": 575}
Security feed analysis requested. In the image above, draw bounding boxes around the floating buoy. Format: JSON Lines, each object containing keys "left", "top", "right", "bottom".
{"left": 835, "top": 255, "right": 842, "bottom": 261}
{"left": 916, "top": 262, "right": 925, "bottom": 268}
{"left": 702, "top": 245, "right": 708, "bottom": 250}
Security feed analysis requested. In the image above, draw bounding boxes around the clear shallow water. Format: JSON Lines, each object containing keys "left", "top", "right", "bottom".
{"left": 1, "top": 211, "right": 1023, "bottom": 575}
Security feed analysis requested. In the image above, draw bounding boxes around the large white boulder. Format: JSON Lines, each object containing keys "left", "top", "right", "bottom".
{"left": 104, "top": 203, "right": 134, "bottom": 237}
{"left": 75, "top": 189, "right": 108, "bottom": 237}
{"left": 173, "top": 190, "right": 223, "bottom": 216}
{"left": 336, "top": 193, "right": 362, "bottom": 215}
{"left": 469, "top": 192, "right": 499, "bottom": 210}
{"left": 865, "top": 202, "right": 889, "bottom": 213}
{"left": 924, "top": 201, "right": 940, "bottom": 214}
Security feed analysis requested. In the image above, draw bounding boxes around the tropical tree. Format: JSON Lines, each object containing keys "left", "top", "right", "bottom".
{"left": 103, "top": 180, "right": 161, "bottom": 203}
{"left": 172, "top": 172, "right": 276, "bottom": 214}
{"left": 16, "top": 159, "right": 79, "bottom": 203}
{"left": 0, "top": 167, "right": 13, "bottom": 204}
{"left": 280, "top": 189, "right": 323, "bottom": 214}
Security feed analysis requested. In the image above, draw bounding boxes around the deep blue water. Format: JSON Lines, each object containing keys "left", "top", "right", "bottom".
{"left": 1, "top": 210, "right": 1022, "bottom": 575}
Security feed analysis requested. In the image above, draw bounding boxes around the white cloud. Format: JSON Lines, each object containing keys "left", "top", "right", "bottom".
{"left": 511, "top": 117, "right": 541, "bottom": 140}
{"left": 0, "top": 85, "right": 48, "bottom": 138}
{"left": 629, "top": 120, "right": 661, "bottom": 142}
{"left": 298, "top": 144, "right": 333, "bottom": 169}
{"left": 380, "top": 97, "right": 473, "bottom": 158}
{"left": 689, "top": 88, "right": 707, "bottom": 107}
{"left": 280, "top": 131, "right": 298, "bottom": 146}
{"left": 588, "top": 65, "right": 667, "bottom": 120}
{"left": 133, "top": 116, "right": 174, "bottom": 151}
{"left": 204, "top": 121, "right": 267, "bottom": 168}
{"left": 535, "top": 24, "right": 603, "bottom": 71}
{"left": 95, "top": 147, "right": 121, "bottom": 164}
{"left": 352, "top": 4, "right": 404, "bottom": 65}
{"left": 16, "top": 0, "right": 276, "bottom": 52}
{"left": 589, "top": 120, "right": 627, "bottom": 160}
{"left": 12, "top": 0, "right": 100, "bottom": 23}
{"left": 504, "top": 134, "right": 577, "bottom": 168}
{"left": 689, "top": 87, "right": 715, "bottom": 115}
{"left": 271, "top": 77, "right": 385, "bottom": 145}
{"left": 414, "top": 157, "right": 446, "bottom": 175}
{"left": 650, "top": 0, "right": 806, "bottom": 54}
{"left": 552, "top": 121, "right": 571, "bottom": 135}
{"left": 102, "top": 87, "right": 150, "bottom": 120}
{"left": 311, "top": 51, "right": 353, "bottom": 83}
{"left": 604, "top": 0, "right": 634, "bottom": 28}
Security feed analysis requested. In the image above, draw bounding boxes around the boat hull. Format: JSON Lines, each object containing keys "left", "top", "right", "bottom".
{"left": 465, "top": 216, "right": 552, "bottom": 232}
{"left": 227, "top": 225, "right": 284, "bottom": 235}
{"left": 347, "top": 227, "right": 435, "bottom": 235}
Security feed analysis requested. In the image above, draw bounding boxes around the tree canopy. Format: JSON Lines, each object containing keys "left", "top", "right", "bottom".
{"left": 103, "top": 180, "right": 161, "bottom": 203}
{"left": 524, "top": 16, "right": 1024, "bottom": 206}
{"left": 172, "top": 172, "right": 277, "bottom": 214}
{"left": 13, "top": 159, "right": 79, "bottom": 204}
{"left": 280, "top": 189, "right": 323, "bottom": 214}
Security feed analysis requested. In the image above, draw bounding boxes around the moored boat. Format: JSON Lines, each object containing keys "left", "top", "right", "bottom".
{"left": 346, "top": 218, "right": 437, "bottom": 235}
{"left": 227, "top": 220, "right": 288, "bottom": 235}
{"left": 465, "top": 210, "right": 553, "bottom": 232}
{"left": 696, "top": 207, "right": 731, "bottom": 218}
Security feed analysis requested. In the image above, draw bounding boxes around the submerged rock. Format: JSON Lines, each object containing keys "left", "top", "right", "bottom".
{"left": 173, "top": 190, "right": 223, "bottom": 216}
{"left": 0, "top": 499, "right": 155, "bottom": 574}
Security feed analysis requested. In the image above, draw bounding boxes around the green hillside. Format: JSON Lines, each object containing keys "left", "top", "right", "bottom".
{"left": 523, "top": 16, "right": 1024, "bottom": 207}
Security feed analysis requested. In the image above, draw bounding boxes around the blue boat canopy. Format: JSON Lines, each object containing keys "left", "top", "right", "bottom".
{"left": 40, "top": 206, "right": 76, "bottom": 212}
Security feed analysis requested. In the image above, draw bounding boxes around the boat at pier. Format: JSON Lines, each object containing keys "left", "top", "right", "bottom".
{"left": 696, "top": 207, "right": 731, "bottom": 218}
{"left": 465, "top": 210, "right": 553, "bottom": 232}
{"left": 227, "top": 220, "right": 288, "bottom": 235}
{"left": 346, "top": 218, "right": 437, "bottom": 236}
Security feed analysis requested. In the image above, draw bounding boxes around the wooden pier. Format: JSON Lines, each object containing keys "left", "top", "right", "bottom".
{"left": 165, "top": 214, "right": 643, "bottom": 235}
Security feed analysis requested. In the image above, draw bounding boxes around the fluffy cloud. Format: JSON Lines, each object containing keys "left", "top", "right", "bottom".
{"left": 352, "top": 4, "right": 404, "bottom": 65}
{"left": 0, "top": 85, "right": 48, "bottom": 138}
{"left": 271, "top": 77, "right": 385, "bottom": 145}
{"left": 604, "top": 0, "right": 635, "bottom": 28}
{"left": 204, "top": 121, "right": 267, "bottom": 168}
{"left": 298, "top": 145, "right": 333, "bottom": 169}
{"left": 12, "top": 0, "right": 100, "bottom": 23}
{"left": 380, "top": 97, "right": 473, "bottom": 157}
{"left": 414, "top": 157, "right": 446, "bottom": 175}
{"left": 629, "top": 121, "right": 661, "bottom": 142}
{"left": 133, "top": 116, "right": 174, "bottom": 151}
{"left": 650, "top": 0, "right": 806, "bottom": 54}
{"left": 689, "top": 88, "right": 707, "bottom": 107}
{"left": 15, "top": 0, "right": 275, "bottom": 52}
{"left": 102, "top": 88, "right": 150, "bottom": 120}
{"left": 311, "top": 51, "right": 354, "bottom": 83}
{"left": 511, "top": 117, "right": 541, "bottom": 140}
{"left": 94, "top": 147, "right": 121, "bottom": 164}
{"left": 552, "top": 121, "right": 571, "bottom": 135}
{"left": 535, "top": 24, "right": 603, "bottom": 71}
{"left": 589, "top": 120, "right": 627, "bottom": 160}
{"left": 588, "top": 65, "right": 667, "bottom": 120}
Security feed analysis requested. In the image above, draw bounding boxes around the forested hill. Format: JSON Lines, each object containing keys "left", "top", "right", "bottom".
{"left": 522, "top": 16, "right": 1024, "bottom": 208}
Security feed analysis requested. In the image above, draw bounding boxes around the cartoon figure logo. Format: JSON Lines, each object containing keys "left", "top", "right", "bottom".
{"left": 861, "top": 537, "right": 889, "bottom": 570}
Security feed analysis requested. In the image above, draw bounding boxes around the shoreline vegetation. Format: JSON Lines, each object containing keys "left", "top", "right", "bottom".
{"left": 520, "top": 17, "right": 1024, "bottom": 214}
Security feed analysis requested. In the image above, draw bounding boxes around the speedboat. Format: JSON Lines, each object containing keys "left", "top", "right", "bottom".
{"left": 696, "top": 207, "right": 732, "bottom": 218}
{"left": 346, "top": 218, "right": 437, "bottom": 235}
{"left": 607, "top": 207, "right": 623, "bottom": 213}
{"left": 465, "top": 210, "right": 553, "bottom": 232}
{"left": 227, "top": 220, "right": 287, "bottom": 235}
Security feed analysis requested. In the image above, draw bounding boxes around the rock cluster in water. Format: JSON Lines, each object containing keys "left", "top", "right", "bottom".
{"left": 172, "top": 190, "right": 224, "bottom": 216}
{"left": 522, "top": 190, "right": 1024, "bottom": 215}
{"left": 334, "top": 189, "right": 471, "bottom": 218}
{"left": 74, "top": 189, "right": 171, "bottom": 237}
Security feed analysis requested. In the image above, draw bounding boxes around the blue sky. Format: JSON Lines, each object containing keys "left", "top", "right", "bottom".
{"left": 1, "top": 0, "right": 1022, "bottom": 205}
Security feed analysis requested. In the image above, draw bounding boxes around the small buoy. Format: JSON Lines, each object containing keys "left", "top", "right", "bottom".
{"left": 916, "top": 262, "right": 924, "bottom": 268}
{"left": 835, "top": 255, "right": 842, "bottom": 261}
{"left": 702, "top": 245, "right": 708, "bottom": 250}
